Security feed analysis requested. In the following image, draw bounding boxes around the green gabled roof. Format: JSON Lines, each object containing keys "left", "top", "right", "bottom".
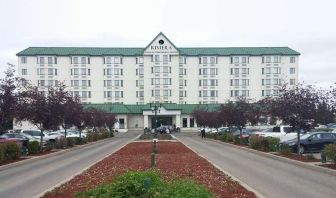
{"left": 17, "top": 47, "right": 300, "bottom": 56}
{"left": 17, "top": 47, "right": 144, "bottom": 56}
{"left": 178, "top": 47, "right": 300, "bottom": 56}
{"left": 83, "top": 103, "right": 221, "bottom": 114}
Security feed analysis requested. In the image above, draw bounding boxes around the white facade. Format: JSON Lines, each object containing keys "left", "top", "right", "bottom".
{"left": 16, "top": 33, "right": 300, "bottom": 131}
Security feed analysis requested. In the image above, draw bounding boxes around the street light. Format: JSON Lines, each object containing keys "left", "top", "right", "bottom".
{"left": 150, "top": 103, "right": 162, "bottom": 138}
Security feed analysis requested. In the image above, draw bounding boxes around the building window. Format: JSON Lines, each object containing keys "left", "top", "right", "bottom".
{"left": 290, "top": 79, "right": 295, "bottom": 85}
{"left": 81, "top": 57, "right": 86, "bottom": 64}
{"left": 40, "top": 57, "right": 45, "bottom": 64}
{"left": 274, "top": 56, "right": 280, "bottom": 63}
{"left": 290, "top": 57, "right": 296, "bottom": 63}
{"left": 114, "top": 57, "right": 120, "bottom": 64}
{"left": 179, "top": 56, "right": 186, "bottom": 64}
{"left": 48, "top": 57, "right": 53, "bottom": 64}
{"left": 266, "top": 56, "right": 271, "bottom": 63}
{"left": 210, "top": 57, "right": 216, "bottom": 64}
{"left": 290, "top": 68, "right": 295, "bottom": 74}
{"left": 106, "top": 57, "right": 112, "bottom": 64}
{"left": 73, "top": 57, "right": 78, "bottom": 64}
{"left": 242, "top": 57, "right": 247, "bottom": 63}
{"left": 154, "top": 55, "right": 160, "bottom": 62}
{"left": 163, "top": 55, "right": 169, "bottom": 62}
{"left": 182, "top": 118, "right": 188, "bottom": 128}
{"left": 136, "top": 57, "right": 144, "bottom": 64}
{"left": 202, "top": 57, "right": 207, "bottom": 64}
{"left": 22, "top": 69, "right": 27, "bottom": 75}
{"left": 210, "top": 90, "right": 217, "bottom": 97}
{"left": 234, "top": 57, "right": 239, "bottom": 64}
{"left": 242, "top": 90, "right": 249, "bottom": 97}
{"left": 21, "top": 57, "right": 27, "bottom": 64}
{"left": 153, "top": 66, "right": 160, "bottom": 73}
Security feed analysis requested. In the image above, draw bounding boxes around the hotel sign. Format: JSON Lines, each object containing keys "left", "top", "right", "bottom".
{"left": 144, "top": 38, "right": 178, "bottom": 55}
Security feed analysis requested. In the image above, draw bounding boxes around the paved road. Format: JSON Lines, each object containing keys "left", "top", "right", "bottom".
{"left": 0, "top": 132, "right": 139, "bottom": 198}
{"left": 176, "top": 133, "right": 336, "bottom": 198}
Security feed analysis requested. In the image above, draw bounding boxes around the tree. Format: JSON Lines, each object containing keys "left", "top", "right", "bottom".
{"left": 219, "top": 98, "right": 260, "bottom": 136}
{"left": 104, "top": 112, "right": 117, "bottom": 136}
{"left": 192, "top": 107, "right": 210, "bottom": 128}
{"left": 17, "top": 85, "right": 68, "bottom": 151}
{"left": 60, "top": 95, "right": 82, "bottom": 138}
{"left": 267, "top": 84, "right": 321, "bottom": 154}
{"left": 0, "top": 64, "right": 18, "bottom": 134}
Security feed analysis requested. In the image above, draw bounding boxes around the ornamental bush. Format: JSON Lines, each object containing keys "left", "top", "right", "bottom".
{"left": 28, "top": 141, "right": 39, "bottom": 154}
{"left": 66, "top": 137, "right": 76, "bottom": 147}
{"left": 75, "top": 170, "right": 214, "bottom": 198}
{"left": 0, "top": 144, "right": 5, "bottom": 162}
{"left": 3, "top": 142, "right": 21, "bottom": 160}
{"left": 249, "top": 135, "right": 263, "bottom": 150}
{"left": 323, "top": 144, "right": 336, "bottom": 164}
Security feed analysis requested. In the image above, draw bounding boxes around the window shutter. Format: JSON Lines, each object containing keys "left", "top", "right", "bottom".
{"left": 215, "top": 57, "right": 218, "bottom": 64}
{"left": 120, "top": 57, "right": 123, "bottom": 64}
{"left": 136, "top": 69, "right": 138, "bottom": 75}
{"left": 121, "top": 69, "right": 123, "bottom": 75}
{"left": 199, "top": 57, "right": 201, "bottom": 64}
{"left": 88, "top": 57, "right": 90, "bottom": 64}
{"left": 54, "top": 57, "right": 57, "bottom": 64}
{"left": 199, "top": 69, "right": 201, "bottom": 75}
{"left": 262, "top": 57, "right": 264, "bottom": 63}
{"left": 248, "top": 57, "right": 250, "bottom": 63}
{"left": 37, "top": 57, "right": 39, "bottom": 64}
{"left": 103, "top": 57, "right": 105, "bottom": 64}
{"left": 55, "top": 69, "right": 57, "bottom": 76}
{"left": 230, "top": 57, "right": 233, "bottom": 64}
{"left": 136, "top": 80, "right": 138, "bottom": 86}
{"left": 70, "top": 57, "right": 72, "bottom": 64}
{"left": 216, "top": 68, "right": 218, "bottom": 75}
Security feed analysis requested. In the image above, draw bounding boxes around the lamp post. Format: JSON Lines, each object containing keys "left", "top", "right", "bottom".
{"left": 150, "top": 103, "right": 162, "bottom": 138}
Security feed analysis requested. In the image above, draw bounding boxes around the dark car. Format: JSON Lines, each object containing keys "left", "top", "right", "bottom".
{"left": 280, "top": 132, "right": 336, "bottom": 154}
{"left": 0, "top": 133, "right": 30, "bottom": 148}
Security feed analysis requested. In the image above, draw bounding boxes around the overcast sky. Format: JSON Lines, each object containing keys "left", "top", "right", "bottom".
{"left": 0, "top": 0, "right": 335, "bottom": 88}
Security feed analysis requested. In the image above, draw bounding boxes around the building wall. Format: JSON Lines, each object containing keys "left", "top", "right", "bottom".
{"left": 18, "top": 55, "right": 299, "bottom": 104}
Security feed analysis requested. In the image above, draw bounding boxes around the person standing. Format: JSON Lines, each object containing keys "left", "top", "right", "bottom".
{"left": 201, "top": 128, "right": 206, "bottom": 140}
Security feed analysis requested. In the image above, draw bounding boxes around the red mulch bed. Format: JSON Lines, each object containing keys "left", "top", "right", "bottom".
{"left": 43, "top": 141, "right": 255, "bottom": 198}
{"left": 275, "top": 153, "right": 320, "bottom": 162}
{"left": 318, "top": 164, "right": 336, "bottom": 170}
{"left": 30, "top": 150, "right": 57, "bottom": 156}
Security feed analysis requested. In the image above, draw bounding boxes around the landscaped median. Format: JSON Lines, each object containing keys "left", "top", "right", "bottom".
{"left": 0, "top": 129, "right": 113, "bottom": 167}
{"left": 42, "top": 141, "right": 256, "bottom": 198}
{"left": 205, "top": 133, "right": 336, "bottom": 172}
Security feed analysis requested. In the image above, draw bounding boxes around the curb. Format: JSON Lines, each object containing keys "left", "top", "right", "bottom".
{"left": 207, "top": 138, "right": 336, "bottom": 176}
{"left": 0, "top": 137, "right": 114, "bottom": 171}
{"left": 35, "top": 134, "right": 141, "bottom": 198}
{"left": 175, "top": 137, "right": 266, "bottom": 198}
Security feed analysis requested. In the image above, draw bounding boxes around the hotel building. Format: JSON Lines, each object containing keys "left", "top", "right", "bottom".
{"left": 16, "top": 33, "right": 300, "bottom": 131}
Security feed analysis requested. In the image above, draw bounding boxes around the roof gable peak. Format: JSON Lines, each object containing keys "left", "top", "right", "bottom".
{"left": 143, "top": 32, "right": 179, "bottom": 55}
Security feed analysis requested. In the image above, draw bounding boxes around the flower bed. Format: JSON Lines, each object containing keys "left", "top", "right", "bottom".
{"left": 43, "top": 141, "right": 255, "bottom": 198}
{"left": 275, "top": 153, "right": 320, "bottom": 162}
{"left": 318, "top": 164, "right": 336, "bottom": 170}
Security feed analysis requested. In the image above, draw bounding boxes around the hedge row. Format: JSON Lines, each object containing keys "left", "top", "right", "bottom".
{"left": 0, "top": 142, "right": 21, "bottom": 163}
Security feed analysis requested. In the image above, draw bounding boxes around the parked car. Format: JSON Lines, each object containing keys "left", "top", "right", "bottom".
{"left": 21, "top": 130, "right": 52, "bottom": 142}
{"left": 0, "top": 133, "right": 29, "bottom": 147}
{"left": 280, "top": 132, "right": 336, "bottom": 154}
{"left": 254, "top": 125, "right": 305, "bottom": 142}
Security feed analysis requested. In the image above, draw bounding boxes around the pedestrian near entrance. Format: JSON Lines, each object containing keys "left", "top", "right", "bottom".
{"left": 201, "top": 128, "right": 206, "bottom": 139}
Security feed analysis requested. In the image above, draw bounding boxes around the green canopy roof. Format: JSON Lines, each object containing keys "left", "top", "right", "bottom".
{"left": 84, "top": 103, "right": 221, "bottom": 114}
{"left": 17, "top": 46, "right": 300, "bottom": 56}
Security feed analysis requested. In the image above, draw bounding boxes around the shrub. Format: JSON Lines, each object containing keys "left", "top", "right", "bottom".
{"left": 66, "top": 137, "right": 76, "bottom": 147}
{"left": 45, "top": 142, "right": 54, "bottom": 152}
{"left": 264, "top": 137, "right": 280, "bottom": 152}
{"left": 55, "top": 138, "right": 67, "bottom": 149}
{"left": 249, "top": 135, "right": 263, "bottom": 150}
{"left": 0, "top": 144, "right": 5, "bottom": 162}
{"left": 279, "top": 144, "right": 292, "bottom": 155}
{"left": 28, "top": 141, "right": 39, "bottom": 154}
{"left": 75, "top": 170, "right": 214, "bottom": 198}
{"left": 233, "top": 135, "right": 240, "bottom": 144}
{"left": 4, "top": 142, "right": 21, "bottom": 160}
{"left": 249, "top": 136, "right": 280, "bottom": 152}
{"left": 323, "top": 144, "right": 336, "bottom": 163}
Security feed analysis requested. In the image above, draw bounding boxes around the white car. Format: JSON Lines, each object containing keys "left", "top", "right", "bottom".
{"left": 54, "top": 130, "right": 86, "bottom": 138}
{"left": 21, "top": 130, "right": 53, "bottom": 142}
{"left": 254, "top": 126, "right": 304, "bottom": 142}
